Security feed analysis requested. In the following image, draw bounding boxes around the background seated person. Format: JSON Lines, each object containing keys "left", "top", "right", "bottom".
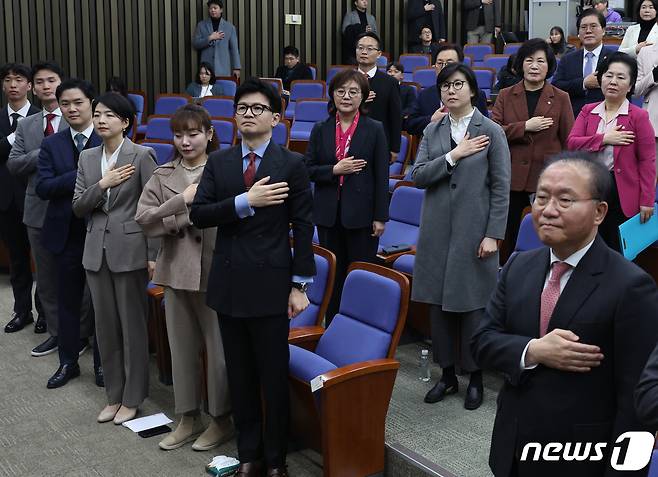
{"left": 274, "top": 45, "right": 313, "bottom": 96}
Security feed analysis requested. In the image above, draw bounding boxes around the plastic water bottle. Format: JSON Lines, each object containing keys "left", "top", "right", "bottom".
{"left": 419, "top": 349, "right": 430, "bottom": 382}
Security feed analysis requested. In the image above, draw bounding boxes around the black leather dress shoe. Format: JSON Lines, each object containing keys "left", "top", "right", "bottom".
{"left": 267, "top": 467, "right": 289, "bottom": 477}
{"left": 95, "top": 366, "right": 104, "bottom": 387}
{"left": 464, "top": 384, "right": 483, "bottom": 410}
{"left": 424, "top": 380, "right": 459, "bottom": 404}
{"left": 236, "top": 461, "right": 264, "bottom": 477}
{"left": 4, "top": 312, "right": 34, "bottom": 333}
{"left": 34, "top": 314, "right": 47, "bottom": 334}
{"left": 47, "top": 363, "right": 80, "bottom": 389}
{"left": 31, "top": 336, "right": 58, "bottom": 357}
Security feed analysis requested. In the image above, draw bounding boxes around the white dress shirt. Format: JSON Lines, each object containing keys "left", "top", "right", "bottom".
{"left": 6, "top": 101, "right": 32, "bottom": 146}
{"left": 359, "top": 65, "right": 378, "bottom": 79}
{"left": 100, "top": 138, "right": 125, "bottom": 205}
{"left": 69, "top": 123, "right": 95, "bottom": 147}
{"left": 43, "top": 107, "right": 63, "bottom": 132}
{"left": 519, "top": 238, "right": 596, "bottom": 369}
{"left": 591, "top": 99, "right": 629, "bottom": 171}
{"left": 444, "top": 107, "right": 476, "bottom": 166}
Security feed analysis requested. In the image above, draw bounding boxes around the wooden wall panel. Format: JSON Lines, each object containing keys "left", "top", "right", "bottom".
{"left": 0, "top": 0, "right": 528, "bottom": 110}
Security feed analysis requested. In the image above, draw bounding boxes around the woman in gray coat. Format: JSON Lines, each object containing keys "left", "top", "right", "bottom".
{"left": 412, "top": 64, "right": 510, "bottom": 410}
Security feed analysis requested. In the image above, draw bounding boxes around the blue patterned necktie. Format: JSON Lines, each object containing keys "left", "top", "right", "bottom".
{"left": 75, "top": 133, "right": 86, "bottom": 153}
{"left": 583, "top": 51, "right": 594, "bottom": 79}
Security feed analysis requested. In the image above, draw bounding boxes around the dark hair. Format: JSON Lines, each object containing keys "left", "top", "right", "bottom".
{"left": 106, "top": 76, "right": 128, "bottom": 96}
{"left": 170, "top": 104, "right": 219, "bottom": 157}
{"left": 576, "top": 8, "right": 606, "bottom": 29}
{"left": 92, "top": 92, "right": 135, "bottom": 137}
{"left": 283, "top": 45, "right": 300, "bottom": 57}
{"left": 234, "top": 77, "right": 282, "bottom": 114}
{"left": 596, "top": 51, "right": 638, "bottom": 97}
{"left": 506, "top": 54, "right": 517, "bottom": 73}
{"left": 0, "top": 63, "right": 32, "bottom": 82}
{"left": 636, "top": 0, "right": 658, "bottom": 20}
{"left": 196, "top": 62, "right": 216, "bottom": 85}
{"left": 356, "top": 31, "right": 382, "bottom": 50}
{"left": 387, "top": 62, "right": 404, "bottom": 73}
{"left": 548, "top": 26, "right": 567, "bottom": 55}
{"left": 436, "top": 63, "right": 479, "bottom": 106}
{"left": 31, "top": 61, "right": 65, "bottom": 81}
{"left": 56, "top": 78, "right": 96, "bottom": 101}
{"left": 327, "top": 69, "right": 370, "bottom": 115}
{"left": 435, "top": 43, "right": 465, "bottom": 62}
{"left": 419, "top": 25, "right": 433, "bottom": 37}
{"left": 591, "top": 0, "right": 608, "bottom": 6}
{"left": 514, "top": 38, "right": 557, "bottom": 79}
{"left": 542, "top": 152, "right": 611, "bottom": 202}
{"left": 207, "top": 0, "right": 223, "bottom": 7}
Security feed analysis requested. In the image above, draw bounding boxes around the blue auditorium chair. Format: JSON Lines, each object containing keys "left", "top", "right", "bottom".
{"left": 202, "top": 96, "right": 235, "bottom": 118}
{"left": 211, "top": 118, "right": 236, "bottom": 149}
{"left": 140, "top": 140, "right": 175, "bottom": 165}
{"left": 473, "top": 67, "right": 495, "bottom": 98}
{"left": 285, "top": 80, "right": 326, "bottom": 119}
{"left": 272, "top": 120, "right": 290, "bottom": 147}
{"left": 389, "top": 133, "right": 410, "bottom": 176}
{"left": 399, "top": 54, "right": 431, "bottom": 82}
{"left": 326, "top": 65, "right": 351, "bottom": 86}
{"left": 288, "top": 262, "right": 409, "bottom": 477}
{"left": 464, "top": 43, "right": 494, "bottom": 66}
{"left": 144, "top": 116, "right": 174, "bottom": 141}
{"left": 128, "top": 91, "right": 146, "bottom": 135}
{"left": 482, "top": 54, "right": 510, "bottom": 73}
{"left": 412, "top": 67, "right": 437, "bottom": 90}
{"left": 153, "top": 94, "right": 190, "bottom": 115}
{"left": 377, "top": 186, "right": 424, "bottom": 263}
{"left": 289, "top": 245, "right": 336, "bottom": 329}
{"left": 214, "top": 77, "right": 238, "bottom": 97}
{"left": 290, "top": 100, "right": 329, "bottom": 142}
{"left": 392, "top": 253, "right": 414, "bottom": 275}
{"left": 514, "top": 213, "right": 543, "bottom": 253}
{"left": 503, "top": 43, "right": 523, "bottom": 55}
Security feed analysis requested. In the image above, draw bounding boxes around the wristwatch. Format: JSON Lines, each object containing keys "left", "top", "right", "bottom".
{"left": 291, "top": 282, "right": 309, "bottom": 293}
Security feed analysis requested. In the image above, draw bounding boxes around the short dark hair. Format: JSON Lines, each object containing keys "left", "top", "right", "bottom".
{"left": 170, "top": 103, "right": 219, "bottom": 157}
{"left": 596, "top": 51, "right": 638, "bottom": 97}
{"left": 93, "top": 92, "right": 135, "bottom": 137}
{"left": 542, "top": 152, "right": 611, "bottom": 202}
{"left": 31, "top": 61, "right": 65, "bottom": 81}
{"left": 106, "top": 76, "right": 128, "bottom": 96}
{"left": 591, "top": 0, "right": 608, "bottom": 6}
{"left": 283, "top": 45, "right": 300, "bottom": 57}
{"left": 196, "top": 62, "right": 216, "bottom": 85}
{"left": 576, "top": 8, "right": 606, "bottom": 29}
{"left": 356, "top": 31, "right": 382, "bottom": 50}
{"left": 234, "top": 77, "right": 282, "bottom": 114}
{"left": 56, "top": 78, "right": 96, "bottom": 101}
{"left": 207, "top": 0, "right": 223, "bottom": 7}
{"left": 514, "top": 38, "right": 558, "bottom": 79}
{"left": 435, "top": 43, "right": 465, "bottom": 62}
{"left": 636, "top": 0, "right": 658, "bottom": 21}
{"left": 0, "top": 63, "right": 32, "bottom": 82}
{"left": 436, "top": 63, "right": 479, "bottom": 106}
{"left": 327, "top": 69, "right": 370, "bottom": 115}
{"left": 387, "top": 62, "right": 404, "bottom": 73}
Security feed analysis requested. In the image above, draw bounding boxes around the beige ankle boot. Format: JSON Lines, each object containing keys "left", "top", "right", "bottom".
{"left": 192, "top": 415, "right": 234, "bottom": 451}
{"left": 159, "top": 414, "right": 204, "bottom": 450}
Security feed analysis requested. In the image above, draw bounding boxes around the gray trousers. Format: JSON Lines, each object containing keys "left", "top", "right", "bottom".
{"left": 467, "top": 25, "right": 492, "bottom": 44}
{"left": 26, "top": 226, "right": 59, "bottom": 336}
{"left": 164, "top": 287, "right": 231, "bottom": 417}
{"left": 86, "top": 256, "right": 149, "bottom": 407}
{"left": 429, "top": 305, "right": 482, "bottom": 373}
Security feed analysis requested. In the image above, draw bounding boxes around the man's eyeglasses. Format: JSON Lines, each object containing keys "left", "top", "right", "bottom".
{"left": 436, "top": 60, "right": 456, "bottom": 68}
{"left": 579, "top": 23, "right": 602, "bottom": 32}
{"left": 356, "top": 45, "right": 380, "bottom": 53}
{"left": 334, "top": 88, "right": 361, "bottom": 98}
{"left": 235, "top": 103, "right": 272, "bottom": 116}
{"left": 439, "top": 80, "right": 466, "bottom": 92}
{"left": 533, "top": 194, "right": 601, "bottom": 210}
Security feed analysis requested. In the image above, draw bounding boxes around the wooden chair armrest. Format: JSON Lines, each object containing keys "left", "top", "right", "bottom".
{"left": 389, "top": 174, "right": 405, "bottom": 180}
{"left": 376, "top": 245, "right": 417, "bottom": 265}
{"left": 288, "top": 326, "right": 325, "bottom": 348}
{"left": 147, "top": 285, "right": 164, "bottom": 299}
{"left": 318, "top": 358, "right": 399, "bottom": 389}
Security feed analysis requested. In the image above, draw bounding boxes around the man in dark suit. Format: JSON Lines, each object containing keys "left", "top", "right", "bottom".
{"left": 552, "top": 9, "right": 616, "bottom": 117}
{"left": 405, "top": 44, "right": 489, "bottom": 136}
{"left": 274, "top": 45, "right": 313, "bottom": 95}
{"left": 0, "top": 63, "right": 41, "bottom": 334}
{"left": 36, "top": 78, "right": 101, "bottom": 389}
{"left": 355, "top": 32, "right": 402, "bottom": 163}
{"left": 463, "top": 0, "right": 501, "bottom": 44}
{"left": 406, "top": 0, "right": 446, "bottom": 49}
{"left": 190, "top": 78, "right": 316, "bottom": 477}
{"left": 472, "top": 154, "right": 658, "bottom": 477}
{"left": 386, "top": 62, "right": 417, "bottom": 119}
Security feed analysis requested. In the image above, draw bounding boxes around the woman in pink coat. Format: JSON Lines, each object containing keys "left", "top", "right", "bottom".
{"left": 567, "top": 51, "right": 655, "bottom": 252}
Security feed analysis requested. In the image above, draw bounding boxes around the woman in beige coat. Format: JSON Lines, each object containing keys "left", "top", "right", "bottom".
{"left": 136, "top": 104, "right": 231, "bottom": 451}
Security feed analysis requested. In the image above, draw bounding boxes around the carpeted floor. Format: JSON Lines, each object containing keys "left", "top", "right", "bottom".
{"left": 0, "top": 274, "right": 498, "bottom": 476}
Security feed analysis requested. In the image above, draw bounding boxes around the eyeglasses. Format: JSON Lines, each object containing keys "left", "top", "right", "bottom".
{"left": 439, "top": 80, "right": 466, "bottom": 91}
{"left": 533, "top": 194, "right": 601, "bottom": 210}
{"left": 579, "top": 23, "right": 602, "bottom": 32}
{"left": 435, "top": 60, "right": 456, "bottom": 68}
{"left": 356, "top": 45, "right": 380, "bottom": 53}
{"left": 235, "top": 103, "right": 272, "bottom": 116}
{"left": 334, "top": 88, "right": 361, "bottom": 98}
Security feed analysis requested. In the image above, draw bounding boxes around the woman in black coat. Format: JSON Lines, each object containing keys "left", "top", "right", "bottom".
{"left": 305, "top": 69, "right": 389, "bottom": 322}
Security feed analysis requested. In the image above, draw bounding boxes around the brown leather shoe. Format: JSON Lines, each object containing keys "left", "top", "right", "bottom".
{"left": 266, "top": 467, "right": 289, "bottom": 477}
{"left": 236, "top": 462, "right": 264, "bottom": 477}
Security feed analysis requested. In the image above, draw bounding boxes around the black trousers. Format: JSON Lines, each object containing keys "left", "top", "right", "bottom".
{"left": 598, "top": 172, "right": 626, "bottom": 253}
{"left": 0, "top": 203, "right": 37, "bottom": 315}
{"left": 317, "top": 201, "right": 378, "bottom": 324}
{"left": 503, "top": 190, "right": 532, "bottom": 261}
{"left": 218, "top": 314, "right": 290, "bottom": 467}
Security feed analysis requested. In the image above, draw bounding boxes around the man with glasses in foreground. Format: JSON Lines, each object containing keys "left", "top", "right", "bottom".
{"left": 552, "top": 9, "right": 617, "bottom": 116}
{"left": 405, "top": 43, "right": 488, "bottom": 136}
{"left": 190, "top": 78, "right": 315, "bottom": 477}
{"left": 473, "top": 154, "right": 658, "bottom": 476}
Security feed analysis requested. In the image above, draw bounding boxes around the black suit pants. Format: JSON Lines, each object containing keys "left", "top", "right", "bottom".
{"left": 218, "top": 314, "right": 290, "bottom": 467}
{"left": 502, "top": 190, "right": 532, "bottom": 262}
{"left": 598, "top": 171, "right": 626, "bottom": 253}
{"left": 0, "top": 202, "right": 35, "bottom": 315}
{"left": 317, "top": 200, "right": 378, "bottom": 324}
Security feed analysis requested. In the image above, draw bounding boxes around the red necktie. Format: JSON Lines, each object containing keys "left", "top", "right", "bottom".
{"left": 44, "top": 113, "right": 56, "bottom": 137}
{"left": 539, "top": 261, "right": 572, "bottom": 336}
{"left": 244, "top": 152, "right": 257, "bottom": 189}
